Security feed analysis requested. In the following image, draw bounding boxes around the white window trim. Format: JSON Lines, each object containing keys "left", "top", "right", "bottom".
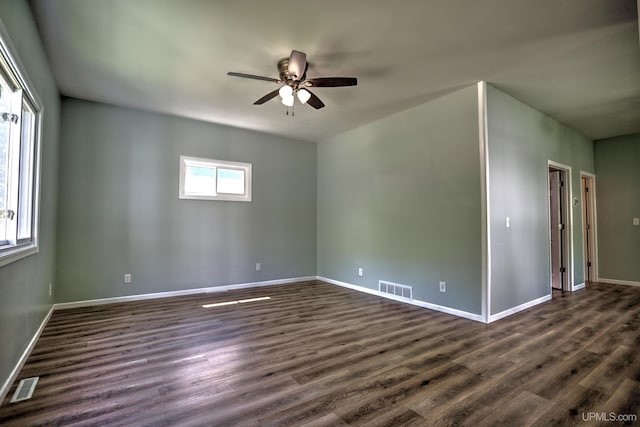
{"left": 0, "top": 20, "right": 43, "bottom": 267}
{"left": 0, "top": 244, "right": 38, "bottom": 268}
{"left": 179, "top": 155, "right": 252, "bottom": 202}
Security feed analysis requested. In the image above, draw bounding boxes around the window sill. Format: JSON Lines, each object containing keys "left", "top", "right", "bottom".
{"left": 0, "top": 244, "right": 39, "bottom": 268}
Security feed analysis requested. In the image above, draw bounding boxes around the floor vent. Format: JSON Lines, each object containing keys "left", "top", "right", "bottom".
{"left": 10, "top": 377, "right": 39, "bottom": 403}
{"left": 379, "top": 280, "right": 413, "bottom": 300}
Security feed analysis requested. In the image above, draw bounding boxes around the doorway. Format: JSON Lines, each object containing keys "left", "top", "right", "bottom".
{"left": 581, "top": 173, "right": 596, "bottom": 283}
{"left": 548, "top": 164, "right": 570, "bottom": 293}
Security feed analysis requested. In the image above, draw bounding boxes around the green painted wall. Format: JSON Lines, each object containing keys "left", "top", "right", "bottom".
{"left": 594, "top": 133, "right": 640, "bottom": 283}
{"left": 486, "top": 85, "right": 594, "bottom": 315}
{"left": 0, "top": 1, "right": 60, "bottom": 394}
{"left": 56, "top": 99, "right": 317, "bottom": 302}
{"left": 318, "top": 85, "right": 482, "bottom": 315}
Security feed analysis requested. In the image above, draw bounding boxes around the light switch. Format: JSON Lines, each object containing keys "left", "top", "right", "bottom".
{"left": 633, "top": 218, "right": 640, "bottom": 226}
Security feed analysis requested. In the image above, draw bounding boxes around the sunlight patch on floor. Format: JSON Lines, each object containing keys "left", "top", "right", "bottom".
{"left": 202, "top": 296, "right": 271, "bottom": 308}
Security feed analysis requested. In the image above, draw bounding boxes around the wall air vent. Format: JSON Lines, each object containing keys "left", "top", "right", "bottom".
{"left": 379, "top": 280, "right": 413, "bottom": 300}
{"left": 10, "top": 377, "right": 39, "bottom": 403}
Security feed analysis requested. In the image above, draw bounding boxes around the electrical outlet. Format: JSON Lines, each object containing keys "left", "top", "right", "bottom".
{"left": 256, "top": 263, "right": 261, "bottom": 271}
{"left": 124, "top": 274, "right": 132, "bottom": 284}
{"left": 439, "top": 281, "right": 446, "bottom": 293}
{"left": 358, "top": 267, "right": 363, "bottom": 277}
{"left": 633, "top": 218, "right": 640, "bottom": 226}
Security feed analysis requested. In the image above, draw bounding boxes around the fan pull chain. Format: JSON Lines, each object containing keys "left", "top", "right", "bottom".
{"left": 285, "top": 104, "right": 295, "bottom": 117}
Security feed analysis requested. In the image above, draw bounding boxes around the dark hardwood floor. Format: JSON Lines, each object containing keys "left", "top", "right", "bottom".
{"left": 1, "top": 280, "right": 639, "bottom": 426}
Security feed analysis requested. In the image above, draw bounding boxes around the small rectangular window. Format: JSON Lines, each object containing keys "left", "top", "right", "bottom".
{"left": 179, "top": 156, "right": 252, "bottom": 202}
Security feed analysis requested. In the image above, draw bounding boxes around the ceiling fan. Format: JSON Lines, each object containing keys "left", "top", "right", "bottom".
{"left": 227, "top": 50, "right": 357, "bottom": 111}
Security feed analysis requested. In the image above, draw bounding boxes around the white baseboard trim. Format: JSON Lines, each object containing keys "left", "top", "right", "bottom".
{"left": 317, "top": 276, "right": 485, "bottom": 323}
{"left": 572, "top": 282, "right": 586, "bottom": 291}
{"left": 597, "top": 278, "right": 640, "bottom": 287}
{"left": 488, "top": 294, "right": 552, "bottom": 323}
{"left": 54, "top": 276, "right": 317, "bottom": 310}
{"left": 0, "top": 305, "right": 55, "bottom": 404}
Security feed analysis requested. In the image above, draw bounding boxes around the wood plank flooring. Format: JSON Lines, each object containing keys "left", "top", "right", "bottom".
{"left": 1, "top": 280, "right": 639, "bottom": 426}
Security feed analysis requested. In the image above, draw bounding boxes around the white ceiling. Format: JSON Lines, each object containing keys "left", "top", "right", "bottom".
{"left": 29, "top": 0, "right": 640, "bottom": 143}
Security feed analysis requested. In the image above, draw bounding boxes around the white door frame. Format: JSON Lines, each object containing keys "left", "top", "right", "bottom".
{"left": 547, "top": 161, "right": 574, "bottom": 293}
{"left": 580, "top": 171, "right": 598, "bottom": 286}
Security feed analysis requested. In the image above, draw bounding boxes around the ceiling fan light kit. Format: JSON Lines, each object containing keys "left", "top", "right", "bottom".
{"left": 278, "top": 85, "right": 293, "bottom": 98}
{"left": 228, "top": 50, "right": 357, "bottom": 114}
{"left": 297, "top": 88, "right": 311, "bottom": 104}
{"left": 281, "top": 95, "right": 294, "bottom": 107}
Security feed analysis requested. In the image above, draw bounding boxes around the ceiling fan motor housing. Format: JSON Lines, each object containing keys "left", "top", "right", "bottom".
{"left": 277, "top": 58, "right": 300, "bottom": 84}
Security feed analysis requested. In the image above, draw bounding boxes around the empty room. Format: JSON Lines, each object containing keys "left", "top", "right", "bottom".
{"left": 1, "top": 0, "right": 640, "bottom": 425}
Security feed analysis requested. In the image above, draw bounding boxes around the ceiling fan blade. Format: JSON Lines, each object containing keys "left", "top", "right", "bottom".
{"left": 227, "top": 72, "right": 281, "bottom": 83}
{"left": 253, "top": 89, "right": 280, "bottom": 105}
{"left": 306, "top": 90, "right": 325, "bottom": 109}
{"left": 288, "top": 50, "right": 307, "bottom": 81}
{"left": 304, "top": 77, "right": 358, "bottom": 87}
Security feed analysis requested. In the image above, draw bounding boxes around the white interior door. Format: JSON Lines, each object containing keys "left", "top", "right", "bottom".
{"left": 549, "top": 170, "right": 563, "bottom": 290}
{"left": 582, "top": 175, "right": 595, "bottom": 282}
